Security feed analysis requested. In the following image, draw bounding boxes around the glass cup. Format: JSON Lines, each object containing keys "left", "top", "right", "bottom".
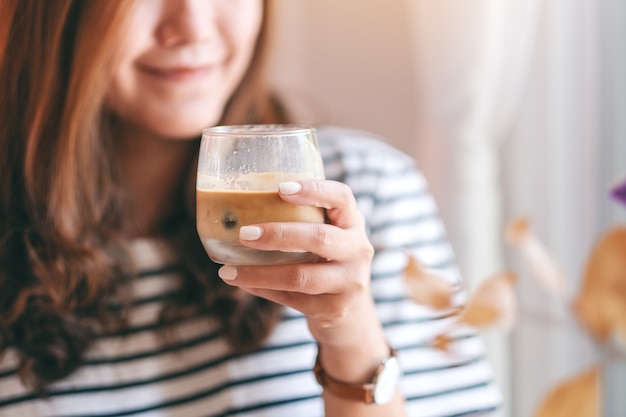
{"left": 196, "top": 124, "right": 326, "bottom": 265}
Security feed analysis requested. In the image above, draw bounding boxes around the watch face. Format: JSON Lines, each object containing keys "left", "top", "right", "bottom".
{"left": 372, "top": 356, "right": 403, "bottom": 404}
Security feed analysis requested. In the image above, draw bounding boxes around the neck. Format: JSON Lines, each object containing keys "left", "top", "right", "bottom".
{"left": 114, "top": 122, "right": 198, "bottom": 238}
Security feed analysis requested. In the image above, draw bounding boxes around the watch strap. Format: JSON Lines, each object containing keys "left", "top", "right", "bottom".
{"left": 313, "top": 344, "right": 397, "bottom": 404}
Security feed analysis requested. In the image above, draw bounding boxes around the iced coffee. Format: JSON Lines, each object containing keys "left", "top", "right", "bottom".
{"left": 196, "top": 186, "right": 324, "bottom": 265}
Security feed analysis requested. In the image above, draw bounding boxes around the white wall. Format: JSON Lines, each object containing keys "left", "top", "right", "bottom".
{"left": 268, "top": 0, "right": 417, "bottom": 156}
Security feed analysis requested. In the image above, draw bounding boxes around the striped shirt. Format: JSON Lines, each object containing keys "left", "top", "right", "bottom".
{"left": 0, "top": 126, "right": 501, "bottom": 416}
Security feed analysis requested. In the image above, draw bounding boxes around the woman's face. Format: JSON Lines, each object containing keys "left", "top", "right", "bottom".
{"left": 106, "top": 0, "right": 263, "bottom": 140}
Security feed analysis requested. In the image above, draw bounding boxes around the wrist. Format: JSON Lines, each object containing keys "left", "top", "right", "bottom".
{"left": 317, "top": 338, "right": 390, "bottom": 383}
{"left": 309, "top": 296, "right": 389, "bottom": 381}
{"left": 308, "top": 294, "right": 382, "bottom": 347}
{"left": 314, "top": 342, "right": 403, "bottom": 405}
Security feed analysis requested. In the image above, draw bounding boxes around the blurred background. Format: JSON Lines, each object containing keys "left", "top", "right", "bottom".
{"left": 268, "top": 0, "right": 626, "bottom": 416}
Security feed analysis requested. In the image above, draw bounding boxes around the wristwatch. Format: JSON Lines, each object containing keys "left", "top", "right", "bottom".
{"left": 313, "top": 345, "right": 402, "bottom": 405}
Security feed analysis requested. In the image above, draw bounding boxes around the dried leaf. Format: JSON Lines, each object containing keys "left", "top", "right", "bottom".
{"left": 571, "top": 294, "right": 612, "bottom": 344}
{"left": 432, "top": 334, "right": 453, "bottom": 352}
{"left": 573, "top": 226, "right": 626, "bottom": 344}
{"left": 460, "top": 272, "right": 517, "bottom": 330}
{"left": 504, "top": 217, "right": 530, "bottom": 245}
{"left": 460, "top": 304, "right": 500, "bottom": 328}
{"left": 505, "top": 217, "right": 568, "bottom": 298}
{"left": 580, "top": 227, "right": 626, "bottom": 293}
{"left": 533, "top": 367, "right": 601, "bottom": 417}
{"left": 404, "top": 256, "right": 454, "bottom": 310}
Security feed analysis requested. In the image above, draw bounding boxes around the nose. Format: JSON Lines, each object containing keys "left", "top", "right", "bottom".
{"left": 157, "top": 0, "right": 216, "bottom": 47}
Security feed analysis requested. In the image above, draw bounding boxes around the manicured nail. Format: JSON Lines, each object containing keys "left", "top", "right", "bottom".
{"left": 240, "top": 225, "right": 262, "bottom": 240}
{"left": 219, "top": 265, "right": 237, "bottom": 281}
{"left": 279, "top": 181, "right": 302, "bottom": 195}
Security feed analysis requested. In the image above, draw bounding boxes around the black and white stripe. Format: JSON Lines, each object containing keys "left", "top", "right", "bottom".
{"left": 0, "top": 126, "right": 500, "bottom": 416}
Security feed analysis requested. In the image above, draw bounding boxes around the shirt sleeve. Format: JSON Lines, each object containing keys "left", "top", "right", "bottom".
{"left": 319, "top": 126, "right": 502, "bottom": 416}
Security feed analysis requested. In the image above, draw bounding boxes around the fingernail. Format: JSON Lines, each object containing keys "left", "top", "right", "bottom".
{"left": 279, "top": 181, "right": 302, "bottom": 195}
{"left": 219, "top": 265, "right": 237, "bottom": 281}
{"left": 240, "top": 225, "right": 262, "bottom": 240}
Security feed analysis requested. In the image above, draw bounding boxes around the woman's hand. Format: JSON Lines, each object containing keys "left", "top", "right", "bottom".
{"left": 217, "top": 179, "right": 407, "bottom": 415}
{"left": 216, "top": 179, "right": 379, "bottom": 348}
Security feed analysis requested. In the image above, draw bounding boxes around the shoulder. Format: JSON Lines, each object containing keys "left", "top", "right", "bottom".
{"left": 316, "top": 125, "right": 416, "bottom": 177}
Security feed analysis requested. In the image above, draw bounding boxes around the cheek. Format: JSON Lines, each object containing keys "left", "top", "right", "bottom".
{"left": 105, "top": 65, "right": 150, "bottom": 126}
{"left": 223, "top": 0, "right": 264, "bottom": 69}
{"left": 105, "top": 35, "right": 158, "bottom": 126}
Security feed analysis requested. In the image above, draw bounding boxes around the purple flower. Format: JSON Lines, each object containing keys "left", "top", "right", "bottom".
{"left": 610, "top": 179, "right": 626, "bottom": 208}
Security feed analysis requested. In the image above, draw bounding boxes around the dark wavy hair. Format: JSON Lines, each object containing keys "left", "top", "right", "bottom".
{"left": 0, "top": 0, "right": 287, "bottom": 392}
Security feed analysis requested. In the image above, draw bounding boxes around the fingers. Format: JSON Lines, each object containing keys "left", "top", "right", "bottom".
{"left": 218, "top": 261, "right": 366, "bottom": 295}
{"left": 235, "top": 179, "right": 370, "bottom": 260}
{"left": 237, "top": 222, "right": 370, "bottom": 262}
{"left": 218, "top": 263, "right": 370, "bottom": 325}
{"left": 278, "top": 180, "right": 365, "bottom": 229}
{"left": 241, "top": 287, "right": 353, "bottom": 324}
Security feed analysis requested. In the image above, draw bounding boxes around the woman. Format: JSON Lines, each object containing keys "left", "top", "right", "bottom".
{"left": 0, "top": 1, "right": 501, "bottom": 416}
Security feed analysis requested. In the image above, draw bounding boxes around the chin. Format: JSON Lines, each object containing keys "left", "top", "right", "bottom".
{"left": 152, "top": 114, "right": 222, "bottom": 140}
{"left": 158, "top": 127, "right": 206, "bottom": 140}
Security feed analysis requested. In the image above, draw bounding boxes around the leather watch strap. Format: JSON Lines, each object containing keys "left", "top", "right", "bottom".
{"left": 313, "top": 344, "right": 397, "bottom": 404}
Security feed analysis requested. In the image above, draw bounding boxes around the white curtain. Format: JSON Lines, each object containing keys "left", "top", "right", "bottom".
{"left": 407, "top": 2, "right": 541, "bottom": 414}
{"left": 409, "top": 0, "right": 626, "bottom": 416}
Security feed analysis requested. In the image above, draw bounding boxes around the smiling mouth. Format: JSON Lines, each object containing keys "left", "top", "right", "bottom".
{"left": 138, "top": 65, "right": 214, "bottom": 82}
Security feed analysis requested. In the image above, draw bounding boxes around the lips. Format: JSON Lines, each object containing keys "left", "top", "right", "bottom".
{"left": 138, "top": 64, "right": 215, "bottom": 82}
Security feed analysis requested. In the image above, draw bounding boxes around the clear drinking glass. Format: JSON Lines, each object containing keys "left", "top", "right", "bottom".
{"left": 196, "top": 124, "right": 326, "bottom": 265}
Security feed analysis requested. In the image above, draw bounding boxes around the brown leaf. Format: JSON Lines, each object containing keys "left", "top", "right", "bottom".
{"left": 432, "top": 334, "right": 453, "bottom": 352}
{"left": 504, "top": 217, "right": 530, "bottom": 245}
{"left": 571, "top": 294, "right": 613, "bottom": 344}
{"left": 505, "top": 217, "right": 568, "bottom": 297}
{"left": 460, "top": 272, "right": 517, "bottom": 330}
{"left": 573, "top": 226, "right": 626, "bottom": 344}
{"left": 533, "top": 367, "right": 601, "bottom": 417}
{"left": 579, "top": 227, "right": 626, "bottom": 294}
{"left": 404, "top": 256, "right": 454, "bottom": 310}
